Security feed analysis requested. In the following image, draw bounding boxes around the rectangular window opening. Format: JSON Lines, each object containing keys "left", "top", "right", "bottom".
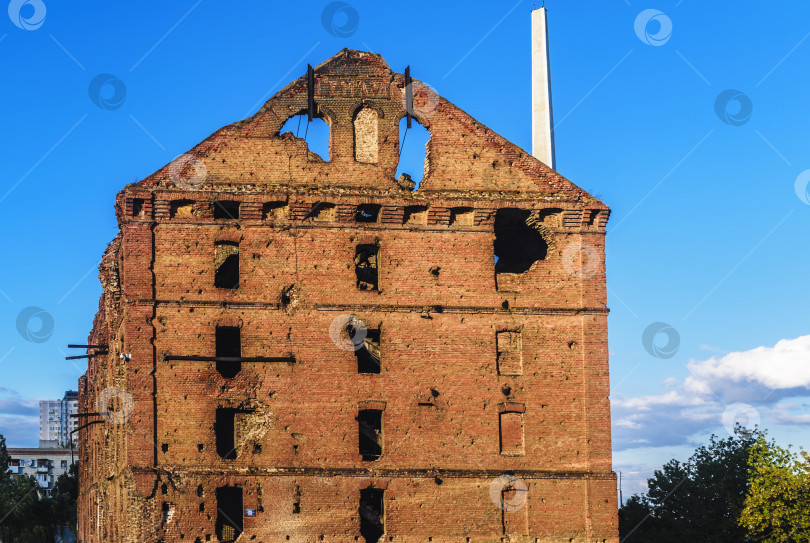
{"left": 213, "top": 201, "right": 240, "bottom": 220}
{"left": 170, "top": 199, "right": 195, "bottom": 219}
{"left": 214, "top": 242, "right": 240, "bottom": 289}
{"left": 310, "top": 202, "right": 336, "bottom": 222}
{"left": 358, "top": 409, "right": 382, "bottom": 461}
{"left": 355, "top": 244, "right": 379, "bottom": 291}
{"left": 132, "top": 198, "right": 144, "bottom": 217}
{"left": 356, "top": 328, "right": 381, "bottom": 374}
{"left": 216, "top": 486, "right": 243, "bottom": 542}
{"left": 359, "top": 487, "right": 384, "bottom": 543}
{"left": 355, "top": 204, "right": 381, "bottom": 223}
{"left": 403, "top": 205, "right": 427, "bottom": 225}
{"left": 449, "top": 207, "right": 474, "bottom": 226}
{"left": 263, "top": 201, "right": 288, "bottom": 220}
{"left": 216, "top": 326, "right": 241, "bottom": 379}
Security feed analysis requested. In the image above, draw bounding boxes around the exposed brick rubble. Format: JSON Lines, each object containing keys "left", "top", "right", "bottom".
{"left": 77, "top": 49, "right": 618, "bottom": 542}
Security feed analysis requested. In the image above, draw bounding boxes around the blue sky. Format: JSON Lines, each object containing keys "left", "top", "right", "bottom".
{"left": 1, "top": 0, "right": 808, "bottom": 499}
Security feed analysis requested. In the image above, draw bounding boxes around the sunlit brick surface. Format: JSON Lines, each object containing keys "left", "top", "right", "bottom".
{"left": 78, "top": 49, "right": 617, "bottom": 543}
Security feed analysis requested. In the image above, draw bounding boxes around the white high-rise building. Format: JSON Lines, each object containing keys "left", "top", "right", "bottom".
{"left": 39, "top": 391, "right": 79, "bottom": 447}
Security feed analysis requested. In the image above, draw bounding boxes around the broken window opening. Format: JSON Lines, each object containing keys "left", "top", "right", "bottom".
{"left": 280, "top": 113, "right": 330, "bottom": 162}
{"left": 216, "top": 326, "right": 241, "bottom": 379}
{"left": 494, "top": 209, "right": 548, "bottom": 275}
{"left": 216, "top": 407, "right": 256, "bottom": 460}
{"left": 395, "top": 116, "right": 430, "bottom": 191}
{"left": 536, "top": 207, "right": 563, "bottom": 227}
{"left": 358, "top": 409, "right": 382, "bottom": 461}
{"left": 587, "top": 209, "right": 600, "bottom": 226}
{"left": 263, "top": 201, "right": 288, "bottom": 220}
{"left": 216, "top": 486, "right": 243, "bottom": 542}
{"left": 359, "top": 487, "right": 384, "bottom": 543}
{"left": 355, "top": 244, "right": 379, "bottom": 291}
{"left": 215, "top": 408, "right": 238, "bottom": 460}
{"left": 170, "top": 199, "right": 195, "bottom": 219}
{"left": 355, "top": 204, "right": 381, "bottom": 223}
{"left": 403, "top": 205, "right": 428, "bottom": 225}
{"left": 132, "top": 198, "right": 144, "bottom": 217}
{"left": 213, "top": 200, "right": 240, "bottom": 220}
{"left": 309, "top": 202, "right": 336, "bottom": 222}
{"left": 356, "top": 328, "right": 381, "bottom": 374}
{"left": 214, "top": 241, "right": 239, "bottom": 289}
{"left": 354, "top": 107, "right": 379, "bottom": 164}
{"left": 450, "top": 207, "right": 474, "bottom": 226}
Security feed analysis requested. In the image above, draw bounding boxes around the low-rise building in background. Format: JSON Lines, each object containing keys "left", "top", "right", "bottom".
{"left": 6, "top": 448, "right": 76, "bottom": 494}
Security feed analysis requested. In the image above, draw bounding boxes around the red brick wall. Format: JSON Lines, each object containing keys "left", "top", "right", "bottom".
{"left": 78, "top": 49, "right": 617, "bottom": 543}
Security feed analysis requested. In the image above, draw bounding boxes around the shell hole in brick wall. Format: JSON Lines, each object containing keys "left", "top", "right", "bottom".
{"left": 396, "top": 116, "right": 430, "bottom": 191}
{"left": 216, "top": 486, "right": 243, "bottom": 542}
{"left": 359, "top": 487, "right": 384, "bottom": 543}
{"left": 493, "top": 209, "right": 548, "bottom": 274}
{"left": 280, "top": 113, "right": 330, "bottom": 162}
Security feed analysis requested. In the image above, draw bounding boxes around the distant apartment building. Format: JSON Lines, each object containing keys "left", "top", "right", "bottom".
{"left": 39, "top": 391, "right": 79, "bottom": 448}
{"left": 6, "top": 448, "right": 76, "bottom": 494}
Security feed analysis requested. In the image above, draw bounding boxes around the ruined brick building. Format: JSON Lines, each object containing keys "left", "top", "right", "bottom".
{"left": 77, "top": 48, "right": 617, "bottom": 542}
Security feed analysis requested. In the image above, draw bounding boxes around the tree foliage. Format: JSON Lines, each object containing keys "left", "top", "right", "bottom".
{"left": 619, "top": 426, "right": 760, "bottom": 542}
{"left": 0, "top": 434, "right": 78, "bottom": 543}
{"left": 740, "top": 436, "right": 810, "bottom": 542}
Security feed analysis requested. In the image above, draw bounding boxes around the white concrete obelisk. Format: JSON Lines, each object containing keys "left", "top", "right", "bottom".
{"left": 532, "top": 6, "right": 556, "bottom": 170}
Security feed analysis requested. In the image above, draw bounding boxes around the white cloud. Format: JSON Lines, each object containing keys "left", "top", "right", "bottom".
{"left": 685, "top": 335, "right": 810, "bottom": 394}
{"left": 613, "top": 335, "right": 810, "bottom": 452}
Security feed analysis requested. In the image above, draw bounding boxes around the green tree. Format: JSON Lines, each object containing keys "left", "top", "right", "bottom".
{"left": 619, "top": 426, "right": 760, "bottom": 542}
{"left": 740, "top": 436, "right": 810, "bottom": 542}
{"left": 51, "top": 462, "right": 78, "bottom": 536}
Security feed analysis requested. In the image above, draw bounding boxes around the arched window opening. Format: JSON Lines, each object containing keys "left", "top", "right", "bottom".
{"left": 280, "top": 113, "right": 330, "bottom": 162}
{"left": 395, "top": 116, "right": 430, "bottom": 191}
{"left": 354, "top": 107, "right": 379, "bottom": 163}
{"left": 493, "top": 209, "right": 548, "bottom": 274}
